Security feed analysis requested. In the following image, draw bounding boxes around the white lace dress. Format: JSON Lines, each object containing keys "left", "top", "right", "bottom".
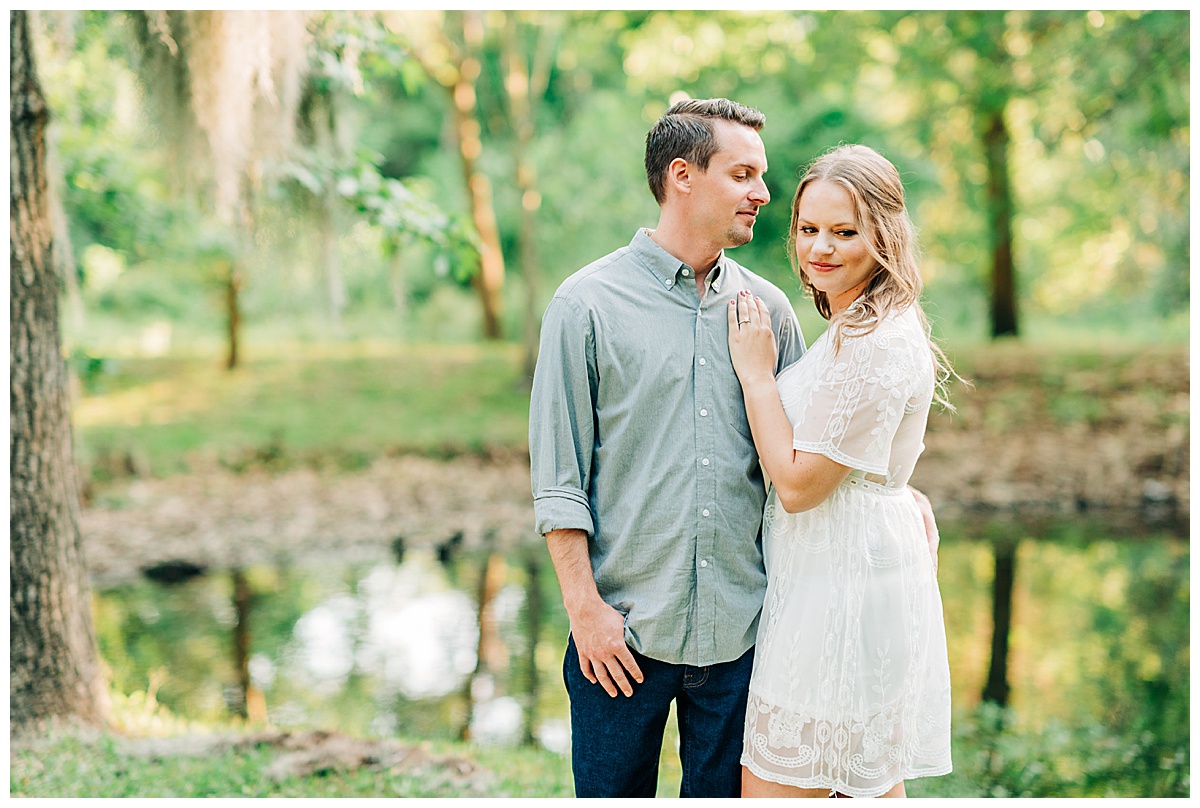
{"left": 741, "top": 306, "right": 952, "bottom": 796}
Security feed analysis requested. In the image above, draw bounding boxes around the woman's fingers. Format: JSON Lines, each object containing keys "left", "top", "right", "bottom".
{"left": 758, "top": 295, "right": 770, "bottom": 320}
{"left": 730, "top": 292, "right": 772, "bottom": 334}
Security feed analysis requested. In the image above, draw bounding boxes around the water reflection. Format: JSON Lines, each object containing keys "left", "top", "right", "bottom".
{"left": 94, "top": 519, "right": 1186, "bottom": 790}
{"left": 355, "top": 556, "right": 478, "bottom": 698}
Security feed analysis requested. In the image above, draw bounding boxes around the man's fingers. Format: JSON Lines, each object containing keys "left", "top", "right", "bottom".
{"left": 578, "top": 643, "right": 643, "bottom": 698}
{"left": 581, "top": 657, "right": 618, "bottom": 697}
{"left": 604, "top": 659, "right": 634, "bottom": 698}
{"left": 614, "top": 645, "right": 644, "bottom": 685}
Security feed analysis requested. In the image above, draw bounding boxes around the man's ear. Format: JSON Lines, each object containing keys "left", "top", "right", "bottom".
{"left": 665, "top": 157, "right": 691, "bottom": 197}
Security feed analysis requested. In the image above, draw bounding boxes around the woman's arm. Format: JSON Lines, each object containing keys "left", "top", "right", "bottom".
{"left": 728, "top": 292, "right": 850, "bottom": 513}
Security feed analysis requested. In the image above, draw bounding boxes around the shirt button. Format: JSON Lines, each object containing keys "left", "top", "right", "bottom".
{"left": 700, "top": 408, "right": 708, "bottom": 417}
{"left": 700, "top": 559, "right": 709, "bottom": 568}
{"left": 702, "top": 458, "right": 710, "bottom": 466}
{"left": 699, "top": 357, "right": 707, "bottom": 366}
{"left": 702, "top": 509, "right": 710, "bottom": 517}
{"left": 683, "top": 268, "right": 692, "bottom": 277}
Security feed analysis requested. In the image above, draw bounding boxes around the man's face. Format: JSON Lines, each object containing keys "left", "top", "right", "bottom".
{"left": 687, "top": 120, "right": 770, "bottom": 248}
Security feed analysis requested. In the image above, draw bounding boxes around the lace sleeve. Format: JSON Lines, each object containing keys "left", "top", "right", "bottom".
{"left": 791, "top": 321, "right": 925, "bottom": 476}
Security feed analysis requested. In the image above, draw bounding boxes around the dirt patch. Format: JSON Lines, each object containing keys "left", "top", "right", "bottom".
{"left": 118, "top": 729, "right": 484, "bottom": 786}
{"left": 81, "top": 455, "right": 534, "bottom": 587}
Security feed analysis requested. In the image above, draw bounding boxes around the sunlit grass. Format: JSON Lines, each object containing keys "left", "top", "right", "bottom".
{"left": 72, "top": 342, "right": 531, "bottom": 479}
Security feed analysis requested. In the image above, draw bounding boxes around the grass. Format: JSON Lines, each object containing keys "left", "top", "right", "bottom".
{"left": 72, "top": 341, "right": 532, "bottom": 481}
{"left": 11, "top": 684, "right": 574, "bottom": 798}
{"left": 10, "top": 729, "right": 576, "bottom": 798}
{"left": 13, "top": 702, "right": 1186, "bottom": 798}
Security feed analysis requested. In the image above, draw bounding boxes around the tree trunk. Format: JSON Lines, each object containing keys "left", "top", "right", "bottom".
{"left": 459, "top": 545, "right": 507, "bottom": 741}
{"left": 521, "top": 545, "right": 541, "bottom": 747}
{"left": 982, "top": 537, "right": 1017, "bottom": 706}
{"left": 320, "top": 183, "right": 346, "bottom": 328}
{"left": 981, "top": 103, "right": 1018, "bottom": 338}
{"left": 501, "top": 13, "right": 546, "bottom": 383}
{"left": 224, "top": 257, "right": 241, "bottom": 370}
{"left": 451, "top": 12, "right": 504, "bottom": 341}
{"left": 230, "top": 568, "right": 251, "bottom": 717}
{"left": 10, "top": 9, "right": 107, "bottom": 731}
{"left": 316, "top": 94, "right": 346, "bottom": 328}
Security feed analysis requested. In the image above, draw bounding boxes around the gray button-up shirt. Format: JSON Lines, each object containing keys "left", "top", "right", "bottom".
{"left": 530, "top": 229, "right": 806, "bottom": 666}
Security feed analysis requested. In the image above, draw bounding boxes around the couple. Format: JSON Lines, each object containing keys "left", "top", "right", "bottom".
{"left": 529, "top": 98, "right": 952, "bottom": 798}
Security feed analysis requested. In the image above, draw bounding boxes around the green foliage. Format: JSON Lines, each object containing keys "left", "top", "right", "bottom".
{"left": 44, "top": 10, "right": 1187, "bottom": 348}
{"left": 908, "top": 702, "right": 1188, "bottom": 797}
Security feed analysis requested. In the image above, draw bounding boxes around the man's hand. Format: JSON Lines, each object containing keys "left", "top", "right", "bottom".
{"left": 909, "top": 486, "right": 940, "bottom": 573}
{"left": 544, "top": 528, "right": 644, "bottom": 698}
{"left": 569, "top": 597, "right": 644, "bottom": 698}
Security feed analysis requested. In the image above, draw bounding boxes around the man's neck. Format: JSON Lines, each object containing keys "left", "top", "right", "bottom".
{"left": 647, "top": 223, "right": 722, "bottom": 289}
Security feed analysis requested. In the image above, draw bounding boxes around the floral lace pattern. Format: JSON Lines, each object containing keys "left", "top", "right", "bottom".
{"left": 742, "top": 307, "right": 951, "bottom": 797}
{"left": 779, "top": 307, "right": 933, "bottom": 487}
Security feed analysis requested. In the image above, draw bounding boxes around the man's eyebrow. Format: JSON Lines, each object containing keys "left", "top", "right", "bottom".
{"left": 731, "top": 162, "right": 766, "bottom": 172}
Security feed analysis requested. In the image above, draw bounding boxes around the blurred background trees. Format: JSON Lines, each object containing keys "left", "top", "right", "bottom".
{"left": 31, "top": 9, "right": 1185, "bottom": 365}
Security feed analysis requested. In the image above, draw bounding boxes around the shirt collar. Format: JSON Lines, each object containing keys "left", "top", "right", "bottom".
{"left": 631, "top": 229, "right": 726, "bottom": 292}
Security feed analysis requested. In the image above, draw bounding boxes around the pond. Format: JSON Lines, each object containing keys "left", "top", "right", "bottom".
{"left": 93, "top": 516, "right": 1189, "bottom": 797}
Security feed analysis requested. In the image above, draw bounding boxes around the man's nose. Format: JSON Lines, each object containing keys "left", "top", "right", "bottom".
{"left": 749, "top": 178, "right": 770, "bottom": 205}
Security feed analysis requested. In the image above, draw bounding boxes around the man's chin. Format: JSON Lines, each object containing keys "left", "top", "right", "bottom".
{"left": 727, "top": 227, "right": 755, "bottom": 248}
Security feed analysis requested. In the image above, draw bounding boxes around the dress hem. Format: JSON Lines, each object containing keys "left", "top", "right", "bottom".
{"left": 739, "top": 756, "right": 953, "bottom": 798}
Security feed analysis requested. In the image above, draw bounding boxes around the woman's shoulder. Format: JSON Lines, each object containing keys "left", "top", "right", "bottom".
{"left": 858, "top": 304, "right": 926, "bottom": 344}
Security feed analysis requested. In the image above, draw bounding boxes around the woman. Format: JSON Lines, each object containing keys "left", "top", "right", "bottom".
{"left": 728, "top": 144, "right": 953, "bottom": 798}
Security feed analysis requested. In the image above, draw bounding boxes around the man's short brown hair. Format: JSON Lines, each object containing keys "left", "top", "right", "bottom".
{"left": 644, "top": 98, "right": 766, "bottom": 204}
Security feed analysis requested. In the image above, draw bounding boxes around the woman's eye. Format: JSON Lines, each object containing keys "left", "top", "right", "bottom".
{"left": 799, "top": 226, "right": 817, "bottom": 234}
{"left": 836, "top": 230, "right": 857, "bottom": 238}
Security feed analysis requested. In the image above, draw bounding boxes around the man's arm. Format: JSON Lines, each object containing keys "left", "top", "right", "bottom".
{"left": 529, "top": 297, "right": 643, "bottom": 697}
{"left": 544, "top": 529, "right": 643, "bottom": 698}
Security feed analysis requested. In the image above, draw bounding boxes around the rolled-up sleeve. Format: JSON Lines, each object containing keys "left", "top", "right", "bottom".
{"left": 530, "top": 295, "right": 596, "bottom": 537}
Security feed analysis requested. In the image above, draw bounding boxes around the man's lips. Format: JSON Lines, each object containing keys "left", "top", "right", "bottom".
{"left": 737, "top": 210, "right": 758, "bottom": 221}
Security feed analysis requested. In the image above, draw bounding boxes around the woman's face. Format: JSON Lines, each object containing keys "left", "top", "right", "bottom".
{"left": 794, "top": 179, "right": 878, "bottom": 314}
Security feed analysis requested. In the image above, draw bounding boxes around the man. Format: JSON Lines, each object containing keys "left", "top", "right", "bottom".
{"left": 529, "top": 98, "right": 803, "bottom": 797}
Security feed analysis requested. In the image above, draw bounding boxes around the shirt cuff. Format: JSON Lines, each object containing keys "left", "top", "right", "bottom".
{"left": 533, "top": 486, "right": 594, "bottom": 536}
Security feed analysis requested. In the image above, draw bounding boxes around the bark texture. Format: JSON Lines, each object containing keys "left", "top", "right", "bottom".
{"left": 982, "top": 104, "right": 1019, "bottom": 338}
{"left": 10, "top": 9, "right": 107, "bottom": 730}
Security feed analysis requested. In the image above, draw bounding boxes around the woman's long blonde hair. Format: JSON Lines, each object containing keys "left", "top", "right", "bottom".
{"left": 788, "top": 144, "right": 959, "bottom": 408}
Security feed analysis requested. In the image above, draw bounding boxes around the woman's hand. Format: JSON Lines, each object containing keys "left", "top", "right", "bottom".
{"left": 728, "top": 290, "right": 777, "bottom": 387}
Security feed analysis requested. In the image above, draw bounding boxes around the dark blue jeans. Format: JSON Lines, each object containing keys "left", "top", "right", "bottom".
{"left": 563, "top": 634, "right": 754, "bottom": 798}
